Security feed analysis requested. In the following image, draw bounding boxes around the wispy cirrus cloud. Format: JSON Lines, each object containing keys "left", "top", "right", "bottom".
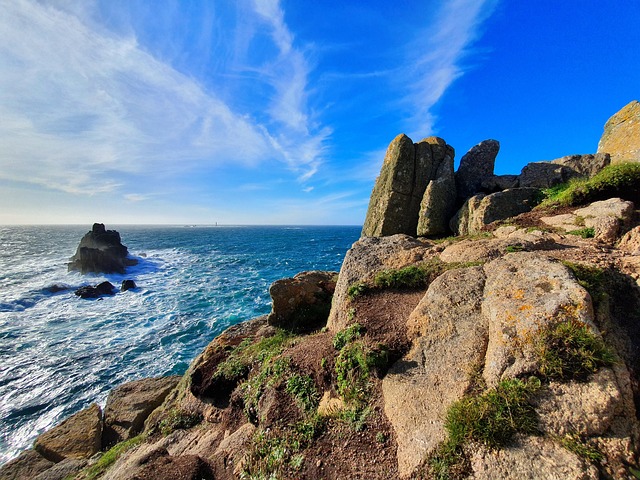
{"left": 0, "top": 0, "right": 328, "bottom": 199}
{"left": 404, "top": 0, "right": 499, "bottom": 135}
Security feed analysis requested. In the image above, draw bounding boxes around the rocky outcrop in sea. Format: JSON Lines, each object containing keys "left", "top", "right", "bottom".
{"left": 4, "top": 101, "right": 640, "bottom": 479}
{"left": 68, "top": 223, "right": 137, "bottom": 275}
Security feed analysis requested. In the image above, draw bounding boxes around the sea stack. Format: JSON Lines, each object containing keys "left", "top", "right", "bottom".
{"left": 68, "top": 223, "right": 137, "bottom": 274}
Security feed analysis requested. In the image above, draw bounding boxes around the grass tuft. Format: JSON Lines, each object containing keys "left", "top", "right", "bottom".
{"left": 285, "top": 374, "right": 319, "bottom": 412}
{"left": 567, "top": 227, "right": 595, "bottom": 238}
{"left": 159, "top": 409, "right": 203, "bottom": 435}
{"left": 445, "top": 377, "right": 540, "bottom": 449}
{"left": 559, "top": 433, "right": 603, "bottom": 463}
{"left": 535, "top": 318, "right": 615, "bottom": 381}
{"left": 82, "top": 435, "right": 145, "bottom": 479}
{"left": 538, "top": 162, "right": 640, "bottom": 208}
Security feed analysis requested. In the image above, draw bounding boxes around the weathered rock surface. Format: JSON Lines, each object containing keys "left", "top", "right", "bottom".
{"left": 455, "top": 139, "right": 499, "bottom": 203}
{"left": 450, "top": 188, "right": 541, "bottom": 236}
{"left": 470, "top": 435, "right": 599, "bottom": 480}
{"left": 68, "top": 223, "right": 137, "bottom": 274}
{"left": 361, "top": 134, "right": 455, "bottom": 237}
{"left": 551, "top": 153, "right": 611, "bottom": 177}
{"left": 326, "top": 234, "right": 433, "bottom": 331}
{"left": 74, "top": 281, "right": 116, "bottom": 299}
{"left": 518, "top": 162, "right": 574, "bottom": 188}
{"left": 384, "top": 267, "right": 487, "bottom": 476}
{"left": 267, "top": 270, "right": 337, "bottom": 333}
{"left": 103, "top": 376, "right": 181, "bottom": 448}
{"left": 33, "top": 403, "right": 102, "bottom": 462}
{"left": 598, "top": 100, "right": 640, "bottom": 164}
{"left": 619, "top": 225, "right": 640, "bottom": 254}
{"left": 481, "top": 174, "right": 519, "bottom": 192}
{"left": 541, "top": 198, "right": 634, "bottom": 243}
{"left": 33, "top": 458, "right": 87, "bottom": 480}
{"left": 416, "top": 137, "right": 457, "bottom": 236}
{"left": 0, "top": 449, "right": 54, "bottom": 480}
{"left": 382, "top": 252, "right": 631, "bottom": 478}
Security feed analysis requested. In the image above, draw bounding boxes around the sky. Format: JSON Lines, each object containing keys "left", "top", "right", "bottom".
{"left": 1, "top": 0, "right": 639, "bottom": 225}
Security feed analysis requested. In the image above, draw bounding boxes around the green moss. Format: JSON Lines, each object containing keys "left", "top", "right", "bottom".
{"left": 332, "top": 323, "right": 364, "bottom": 350}
{"left": 159, "top": 408, "right": 203, "bottom": 435}
{"left": 82, "top": 434, "right": 145, "bottom": 479}
{"left": 505, "top": 244, "right": 525, "bottom": 253}
{"left": 445, "top": 377, "right": 540, "bottom": 449}
{"left": 538, "top": 162, "right": 640, "bottom": 207}
{"left": 535, "top": 318, "right": 615, "bottom": 381}
{"left": 567, "top": 227, "right": 595, "bottom": 238}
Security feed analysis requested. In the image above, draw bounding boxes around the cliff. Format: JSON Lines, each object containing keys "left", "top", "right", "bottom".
{"left": 4, "top": 102, "right": 640, "bottom": 480}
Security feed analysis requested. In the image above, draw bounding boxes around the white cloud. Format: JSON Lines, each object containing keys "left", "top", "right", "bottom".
{"left": 0, "top": 0, "right": 326, "bottom": 197}
{"left": 404, "top": 0, "right": 499, "bottom": 135}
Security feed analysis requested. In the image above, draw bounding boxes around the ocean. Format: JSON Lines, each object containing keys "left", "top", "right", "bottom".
{"left": 0, "top": 224, "right": 361, "bottom": 464}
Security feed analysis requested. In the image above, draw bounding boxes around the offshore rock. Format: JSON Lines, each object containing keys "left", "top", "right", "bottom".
{"left": 267, "top": 270, "right": 337, "bottom": 333}
{"left": 33, "top": 403, "right": 102, "bottom": 462}
{"left": 103, "top": 376, "right": 181, "bottom": 448}
{"left": 455, "top": 139, "right": 500, "bottom": 203}
{"left": 68, "top": 223, "right": 137, "bottom": 274}
{"left": 598, "top": 100, "right": 640, "bottom": 164}
{"left": 74, "top": 281, "right": 116, "bottom": 299}
{"left": 450, "top": 188, "right": 541, "bottom": 236}
{"left": 416, "top": 137, "right": 457, "bottom": 236}
{"left": 121, "top": 279, "right": 137, "bottom": 292}
{"left": 361, "top": 134, "right": 455, "bottom": 237}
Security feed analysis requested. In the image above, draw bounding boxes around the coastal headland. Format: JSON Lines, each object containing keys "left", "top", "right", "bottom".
{"left": 3, "top": 101, "right": 640, "bottom": 479}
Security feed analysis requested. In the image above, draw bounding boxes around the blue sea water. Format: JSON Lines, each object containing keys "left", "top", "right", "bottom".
{"left": 0, "top": 225, "right": 360, "bottom": 464}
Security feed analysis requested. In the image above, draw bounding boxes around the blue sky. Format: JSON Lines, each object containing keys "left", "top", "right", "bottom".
{"left": 1, "top": 0, "right": 638, "bottom": 225}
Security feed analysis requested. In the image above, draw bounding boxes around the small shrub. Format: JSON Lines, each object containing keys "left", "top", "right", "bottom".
{"left": 445, "top": 377, "right": 540, "bottom": 449}
{"left": 376, "top": 431, "right": 387, "bottom": 444}
{"left": 339, "top": 405, "right": 371, "bottom": 432}
{"left": 333, "top": 323, "right": 364, "bottom": 350}
{"left": 567, "top": 227, "right": 595, "bottom": 238}
{"left": 427, "top": 440, "right": 469, "bottom": 480}
{"left": 159, "top": 409, "right": 203, "bottom": 435}
{"left": 535, "top": 318, "right": 615, "bottom": 381}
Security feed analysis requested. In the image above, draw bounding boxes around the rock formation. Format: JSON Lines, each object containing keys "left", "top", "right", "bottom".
{"left": 267, "top": 270, "right": 337, "bottom": 333}
{"left": 68, "top": 223, "right": 137, "bottom": 274}
{"left": 361, "top": 134, "right": 455, "bottom": 237}
{"left": 74, "top": 281, "right": 116, "bottom": 299}
{"left": 6, "top": 102, "right": 640, "bottom": 480}
{"left": 455, "top": 139, "right": 500, "bottom": 202}
{"left": 598, "top": 100, "right": 640, "bottom": 163}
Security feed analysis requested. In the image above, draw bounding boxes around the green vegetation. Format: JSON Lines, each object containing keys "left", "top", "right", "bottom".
{"left": 82, "top": 435, "right": 145, "bottom": 479}
{"left": 538, "top": 162, "right": 640, "bottom": 208}
{"left": 427, "top": 441, "right": 469, "bottom": 480}
{"left": 159, "top": 408, "right": 203, "bottom": 435}
{"left": 567, "top": 227, "right": 595, "bottom": 238}
{"left": 347, "top": 260, "right": 484, "bottom": 299}
{"left": 559, "top": 433, "right": 603, "bottom": 463}
{"left": 535, "top": 318, "right": 615, "bottom": 381}
{"left": 505, "top": 244, "right": 525, "bottom": 253}
{"left": 376, "top": 431, "right": 387, "bottom": 444}
{"left": 241, "top": 356, "right": 292, "bottom": 422}
{"left": 242, "top": 417, "right": 324, "bottom": 479}
{"left": 335, "top": 341, "right": 387, "bottom": 404}
{"left": 561, "top": 261, "right": 605, "bottom": 295}
{"left": 347, "top": 281, "right": 371, "bottom": 299}
{"left": 286, "top": 374, "right": 319, "bottom": 412}
{"left": 215, "top": 329, "right": 295, "bottom": 384}
{"left": 332, "top": 323, "right": 363, "bottom": 350}
{"left": 445, "top": 377, "right": 540, "bottom": 449}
